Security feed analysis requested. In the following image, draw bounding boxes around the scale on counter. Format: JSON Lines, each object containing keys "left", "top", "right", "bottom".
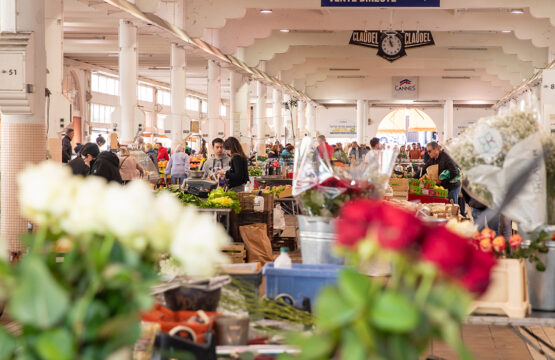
{"left": 182, "top": 179, "right": 217, "bottom": 198}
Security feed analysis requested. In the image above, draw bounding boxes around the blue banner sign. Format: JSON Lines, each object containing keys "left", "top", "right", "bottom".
{"left": 322, "top": 0, "right": 440, "bottom": 7}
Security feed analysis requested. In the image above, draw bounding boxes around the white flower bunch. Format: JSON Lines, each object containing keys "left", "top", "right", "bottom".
{"left": 18, "top": 161, "right": 229, "bottom": 276}
{"left": 446, "top": 218, "right": 478, "bottom": 238}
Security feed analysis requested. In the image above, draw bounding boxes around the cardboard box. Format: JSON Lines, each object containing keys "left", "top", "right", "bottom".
{"left": 278, "top": 187, "right": 293, "bottom": 198}
{"left": 389, "top": 178, "right": 409, "bottom": 191}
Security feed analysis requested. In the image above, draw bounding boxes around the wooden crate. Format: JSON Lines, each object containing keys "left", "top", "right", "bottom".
{"left": 238, "top": 192, "right": 274, "bottom": 212}
{"left": 272, "top": 237, "right": 297, "bottom": 252}
{"left": 222, "top": 243, "right": 246, "bottom": 264}
{"left": 389, "top": 178, "right": 409, "bottom": 191}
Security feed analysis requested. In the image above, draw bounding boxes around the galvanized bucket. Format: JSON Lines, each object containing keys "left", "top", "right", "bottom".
{"left": 298, "top": 215, "right": 344, "bottom": 265}
{"left": 524, "top": 228, "right": 555, "bottom": 311}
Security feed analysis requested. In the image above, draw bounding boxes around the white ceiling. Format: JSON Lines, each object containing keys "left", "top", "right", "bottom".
{"left": 63, "top": 0, "right": 555, "bottom": 103}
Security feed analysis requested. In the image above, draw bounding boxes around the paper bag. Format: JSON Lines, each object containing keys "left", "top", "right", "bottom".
{"left": 427, "top": 164, "right": 439, "bottom": 182}
{"left": 239, "top": 224, "right": 274, "bottom": 264}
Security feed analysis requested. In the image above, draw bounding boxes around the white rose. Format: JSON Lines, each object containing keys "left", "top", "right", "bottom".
{"left": 170, "top": 208, "right": 230, "bottom": 277}
{"left": 103, "top": 181, "right": 155, "bottom": 250}
{"left": 18, "top": 162, "right": 78, "bottom": 226}
{"left": 60, "top": 176, "right": 108, "bottom": 236}
{"left": 146, "top": 192, "right": 184, "bottom": 252}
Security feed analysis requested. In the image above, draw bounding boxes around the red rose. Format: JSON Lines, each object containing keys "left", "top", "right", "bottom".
{"left": 421, "top": 226, "right": 472, "bottom": 278}
{"left": 460, "top": 250, "right": 496, "bottom": 295}
{"left": 336, "top": 218, "right": 369, "bottom": 248}
{"left": 373, "top": 202, "right": 425, "bottom": 250}
{"left": 336, "top": 200, "right": 424, "bottom": 250}
{"left": 509, "top": 234, "right": 523, "bottom": 249}
{"left": 319, "top": 176, "right": 348, "bottom": 189}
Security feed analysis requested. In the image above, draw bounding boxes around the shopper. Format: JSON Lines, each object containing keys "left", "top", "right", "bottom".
{"left": 424, "top": 141, "right": 461, "bottom": 203}
{"left": 275, "top": 140, "right": 284, "bottom": 153}
{"left": 349, "top": 141, "right": 364, "bottom": 162}
{"left": 281, "top": 144, "right": 294, "bottom": 156}
{"left": 220, "top": 137, "right": 249, "bottom": 192}
{"left": 145, "top": 143, "right": 158, "bottom": 167}
{"left": 203, "top": 138, "right": 231, "bottom": 180}
{"left": 91, "top": 151, "right": 123, "bottom": 184}
{"left": 165, "top": 144, "right": 190, "bottom": 186}
{"left": 200, "top": 139, "right": 208, "bottom": 158}
{"left": 68, "top": 142, "right": 100, "bottom": 177}
{"left": 74, "top": 143, "right": 83, "bottom": 155}
{"left": 118, "top": 147, "right": 144, "bottom": 184}
{"left": 409, "top": 143, "right": 421, "bottom": 160}
{"left": 268, "top": 145, "right": 280, "bottom": 159}
{"left": 62, "top": 128, "right": 74, "bottom": 163}
{"left": 334, "top": 143, "right": 348, "bottom": 162}
{"left": 96, "top": 134, "right": 106, "bottom": 148}
{"left": 364, "top": 137, "right": 381, "bottom": 163}
{"left": 156, "top": 142, "right": 169, "bottom": 162}
{"left": 314, "top": 135, "right": 334, "bottom": 161}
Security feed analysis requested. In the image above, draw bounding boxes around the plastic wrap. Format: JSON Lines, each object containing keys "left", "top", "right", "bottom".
{"left": 448, "top": 103, "right": 548, "bottom": 231}
{"left": 292, "top": 137, "right": 398, "bottom": 217}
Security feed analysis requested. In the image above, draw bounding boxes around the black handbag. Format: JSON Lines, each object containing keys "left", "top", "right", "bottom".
{"left": 151, "top": 331, "right": 216, "bottom": 360}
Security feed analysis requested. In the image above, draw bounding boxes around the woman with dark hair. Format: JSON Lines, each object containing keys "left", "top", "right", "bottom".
{"left": 219, "top": 137, "right": 249, "bottom": 192}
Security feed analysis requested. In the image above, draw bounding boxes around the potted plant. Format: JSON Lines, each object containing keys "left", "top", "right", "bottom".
{"left": 0, "top": 162, "right": 229, "bottom": 359}
{"left": 292, "top": 137, "right": 398, "bottom": 265}
{"left": 281, "top": 199, "right": 496, "bottom": 360}
{"left": 465, "top": 225, "right": 549, "bottom": 317}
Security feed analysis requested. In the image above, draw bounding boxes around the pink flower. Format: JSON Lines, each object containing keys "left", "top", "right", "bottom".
{"left": 460, "top": 250, "right": 497, "bottom": 295}
{"left": 420, "top": 226, "right": 472, "bottom": 278}
{"left": 509, "top": 234, "right": 523, "bottom": 249}
{"left": 492, "top": 236, "right": 506, "bottom": 253}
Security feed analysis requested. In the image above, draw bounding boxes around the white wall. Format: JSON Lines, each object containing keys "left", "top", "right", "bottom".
{"left": 316, "top": 105, "right": 495, "bottom": 144}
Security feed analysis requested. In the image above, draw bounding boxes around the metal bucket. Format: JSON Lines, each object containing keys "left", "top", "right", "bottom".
{"left": 524, "top": 229, "right": 555, "bottom": 311}
{"left": 298, "top": 215, "right": 343, "bottom": 265}
{"left": 214, "top": 316, "right": 250, "bottom": 346}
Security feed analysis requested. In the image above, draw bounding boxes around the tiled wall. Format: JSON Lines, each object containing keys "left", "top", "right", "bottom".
{"left": 1, "top": 123, "right": 46, "bottom": 252}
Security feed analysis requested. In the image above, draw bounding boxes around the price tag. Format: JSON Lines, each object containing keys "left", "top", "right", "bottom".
{"left": 0, "top": 53, "right": 25, "bottom": 92}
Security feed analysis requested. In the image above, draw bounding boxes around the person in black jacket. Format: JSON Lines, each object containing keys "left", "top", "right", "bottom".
{"left": 220, "top": 137, "right": 249, "bottom": 192}
{"left": 91, "top": 151, "right": 123, "bottom": 184}
{"left": 68, "top": 143, "right": 99, "bottom": 177}
{"left": 424, "top": 141, "right": 461, "bottom": 203}
{"left": 62, "top": 128, "right": 74, "bottom": 163}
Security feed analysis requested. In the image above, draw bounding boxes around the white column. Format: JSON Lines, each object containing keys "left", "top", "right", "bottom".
{"left": 297, "top": 101, "right": 306, "bottom": 137}
{"left": 170, "top": 43, "right": 186, "bottom": 148}
{"left": 363, "top": 100, "right": 369, "bottom": 143}
{"left": 229, "top": 71, "right": 240, "bottom": 138}
{"left": 119, "top": 20, "right": 138, "bottom": 144}
{"left": 255, "top": 80, "right": 267, "bottom": 154}
{"left": 45, "top": 0, "right": 69, "bottom": 162}
{"left": 1, "top": 0, "right": 47, "bottom": 254}
{"left": 272, "top": 88, "right": 282, "bottom": 141}
{"left": 207, "top": 60, "right": 221, "bottom": 143}
{"left": 356, "top": 99, "right": 364, "bottom": 144}
{"left": 443, "top": 99, "right": 454, "bottom": 142}
{"left": 307, "top": 103, "right": 316, "bottom": 137}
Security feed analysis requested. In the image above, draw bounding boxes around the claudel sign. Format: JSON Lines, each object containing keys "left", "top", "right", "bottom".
{"left": 349, "top": 30, "right": 435, "bottom": 62}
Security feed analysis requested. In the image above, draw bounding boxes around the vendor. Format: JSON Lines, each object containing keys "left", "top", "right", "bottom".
{"left": 219, "top": 137, "right": 249, "bottom": 192}
{"left": 424, "top": 141, "right": 461, "bottom": 203}
{"left": 202, "top": 138, "right": 230, "bottom": 180}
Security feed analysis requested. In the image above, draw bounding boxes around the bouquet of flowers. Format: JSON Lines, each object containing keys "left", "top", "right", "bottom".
{"left": 448, "top": 106, "right": 548, "bottom": 231}
{"left": 293, "top": 137, "right": 398, "bottom": 217}
{"left": 0, "top": 162, "right": 229, "bottom": 359}
{"left": 283, "top": 200, "right": 496, "bottom": 360}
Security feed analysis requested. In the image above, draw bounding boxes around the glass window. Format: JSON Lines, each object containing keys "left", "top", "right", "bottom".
{"left": 157, "top": 90, "right": 171, "bottom": 106}
{"left": 186, "top": 97, "right": 199, "bottom": 111}
{"left": 266, "top": 107, "right": 273, "bottom": 118}
{"left": 157, "top": 114, "right": 167, "bottom": 129}
{"left": 201, "top": 101, "right": 207, "bottom": 113}
{"left": 91, "top": 72, "right": 119, "bottom": 96}
{"left": 138, "top": 85, "right": 154, "bottom": 102}
{"left": 220, "top": 104, "right": 227, "bottom": 117}
{"left": 90, "top": 104, "right": 114, "bottom": 124}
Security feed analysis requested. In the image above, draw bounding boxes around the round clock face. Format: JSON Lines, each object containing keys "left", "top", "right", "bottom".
{"left": 381, "top": 34, "right": 403, "bottom": 56}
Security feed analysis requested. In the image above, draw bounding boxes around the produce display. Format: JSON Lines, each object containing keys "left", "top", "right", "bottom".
{"left": 189, "top": 155, "right": 205, "bottom": 170}
{"left": 408, "top": 175, "right": 447, "bottom": 198}
{"left": 158, "top": 160, "right": 168, "bottom": 178}
{"left": 160, "top": 186, "right": 241, "bottom": 214}
{"left": 248, "top": 166, "right": 263, "bottom": 177}
{"left": 257, "top": 185, "right": 292, "bottom": 196}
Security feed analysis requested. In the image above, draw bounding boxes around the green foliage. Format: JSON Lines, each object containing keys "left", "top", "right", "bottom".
{"left": 0, "top": 231, "right": 159, "bottom": 359}
{"left": 507, "top": 230, "right": 550, "bottom": 271}
{"left": 283, "top": 255, "right": 473, "bottom": 360}
{"left": 248, "top": 166, "right": 263, "bottom": 177}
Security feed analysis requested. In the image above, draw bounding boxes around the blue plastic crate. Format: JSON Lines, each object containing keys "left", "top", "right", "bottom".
{"left": 263, "top": 263, "right": 345, "bottom": 308}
